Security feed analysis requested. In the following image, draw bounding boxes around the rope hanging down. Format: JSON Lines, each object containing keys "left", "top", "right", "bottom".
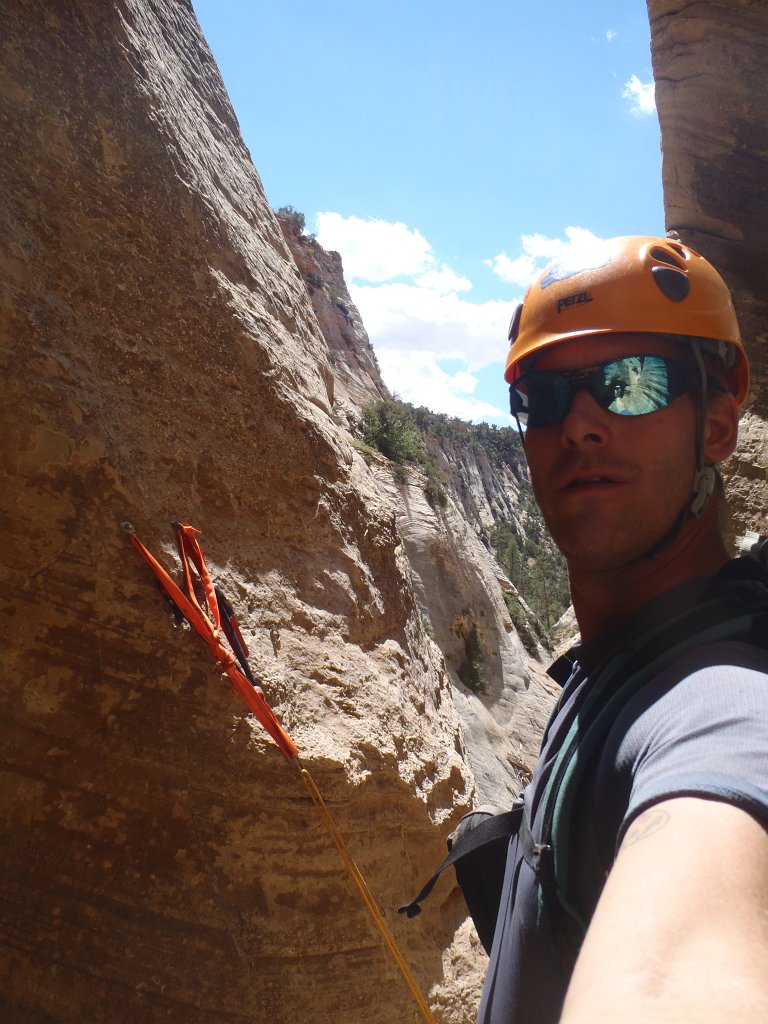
{"left": 128, "top": 521, "right": 436, "bottom": 1024}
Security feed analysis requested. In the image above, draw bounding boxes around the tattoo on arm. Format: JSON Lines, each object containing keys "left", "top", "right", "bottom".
{"left": 621, "top": 808, "right": 671, "bottom": 850}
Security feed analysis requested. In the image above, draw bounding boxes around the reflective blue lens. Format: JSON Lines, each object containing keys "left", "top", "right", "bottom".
{"left": 510, "top": 355, "right": 688, "bottom": 428}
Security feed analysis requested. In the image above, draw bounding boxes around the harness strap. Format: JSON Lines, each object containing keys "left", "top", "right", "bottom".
{"left": 541, "top": 579, "right": 768, "bottom": 942}
{"left": 400, "top": 558, "right": 768, "bottom": 968}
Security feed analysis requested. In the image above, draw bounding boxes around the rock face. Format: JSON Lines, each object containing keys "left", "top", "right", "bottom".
{"left": 279, "top": 220, "right": 558, "bottom": 803}
{"left": 648, "top": 0, "right": 768, "bottom": 536}
{"left": 372, "top": 465, "right": 557, "bottom": 803}
{"left": 6, "top": 1, "right": 763, "bottom": 1020}
{"left": 0, "top": 3, "right": 489, "bottom": 1021}
{"left": 279, "top": 216, "right": 388, "bottom": 418}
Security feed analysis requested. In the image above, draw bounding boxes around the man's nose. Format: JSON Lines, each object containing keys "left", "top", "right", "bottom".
{"left": 560, "top": 389, "right": 612, "bottom": 448}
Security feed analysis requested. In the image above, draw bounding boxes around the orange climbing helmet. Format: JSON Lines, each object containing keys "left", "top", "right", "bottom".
{"left": 504, "top": 235, "right": 750, "bottom": 405}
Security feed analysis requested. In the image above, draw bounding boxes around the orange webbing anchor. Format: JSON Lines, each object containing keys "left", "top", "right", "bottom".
{"left": 128, "top": 522, "right": 437, "bottom": 1024}
{"left": 129, "top": 521, "right": 298, "bottom": 759}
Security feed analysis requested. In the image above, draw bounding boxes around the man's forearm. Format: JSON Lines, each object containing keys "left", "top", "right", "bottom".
{"left": 559, "top": 799, "right": 768, "bottom": 1024}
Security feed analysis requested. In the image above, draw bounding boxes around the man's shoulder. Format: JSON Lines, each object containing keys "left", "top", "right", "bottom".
{"left": 551, "top": 555, "right": 768, "bottom": 681}
{"left": 608, "top": 555, "right": 768, "bottom": 673}
{"left": 615, "top": 640, "right": 768, "bottom": 729}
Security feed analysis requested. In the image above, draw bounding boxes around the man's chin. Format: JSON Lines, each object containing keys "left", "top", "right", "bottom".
{"left": 558, "top": 533, "right": 653, "bottom": 574}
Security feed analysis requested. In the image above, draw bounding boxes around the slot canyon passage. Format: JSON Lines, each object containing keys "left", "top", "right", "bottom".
{"left": 1, "top": 1, "right": 766, "bottom": 1022}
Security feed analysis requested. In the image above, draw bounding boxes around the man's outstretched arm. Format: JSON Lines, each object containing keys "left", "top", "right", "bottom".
{"left": 560, "top": 796, "right": 768, "bottom": 1024}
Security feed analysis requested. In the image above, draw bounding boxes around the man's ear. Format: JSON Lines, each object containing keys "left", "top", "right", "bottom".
{"left": 702, "top": 391, "right": 739, "bottom": 464}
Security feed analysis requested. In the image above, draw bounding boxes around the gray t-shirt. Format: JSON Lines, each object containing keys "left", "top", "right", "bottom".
{"left": 477, "top": 593, "right": 768, "bottom": 1024}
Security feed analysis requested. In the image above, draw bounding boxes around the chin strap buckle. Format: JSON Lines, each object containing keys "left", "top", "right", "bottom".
{"left": 690, "top": 465, "right": 716, "bottom": 518}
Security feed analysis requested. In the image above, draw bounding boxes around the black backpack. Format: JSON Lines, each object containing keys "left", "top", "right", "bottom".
{"left": 400, "top": 553, "right": 768, "bottom": 956}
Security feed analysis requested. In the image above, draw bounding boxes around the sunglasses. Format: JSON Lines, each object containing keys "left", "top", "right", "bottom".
{"left": 510, "top": 354, "right": 690, "bottom": 428}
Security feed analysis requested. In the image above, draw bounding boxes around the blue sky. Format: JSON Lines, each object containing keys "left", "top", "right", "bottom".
{"left": 192, "top": 1, "right": 663, "bottom": 424}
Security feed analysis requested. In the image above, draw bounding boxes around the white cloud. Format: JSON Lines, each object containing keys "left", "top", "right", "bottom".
{"left": 415, "top": 266, "right": 472, "bottom": 293}
{"left": 606, "top": 29, "right": 617, "bottom": 42}
{"left": 313, "top": 214, "right": 626, "bottom": 421}
{"left": 484, "top": 250, "right": 538, "bottom": 289}
{"left": 309, "top": 215, "right": 630, "bottom": 422}
{"left": 375, "top": 349, "right": 511, "bottom": 422}
{"left": 486, "top": 227, "right": 611, "bottom": 289}
{"left": 349, "top": 281, "right": 511, "bottom": 371}
{"left": 622, "top": 74, "right": 656, "bottom": 116}
{"left": 314, "top": 211, "right": 511, "bottom": 368}
{"left": 315, "top": 211, "right": 433, "bottom": 282}
{"left": 311, "top": 215, "right": 637, "bottom": 421}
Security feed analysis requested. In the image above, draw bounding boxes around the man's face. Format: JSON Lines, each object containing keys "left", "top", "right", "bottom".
{"left": 522, "top": 333, "right": 699, "bottom": 573}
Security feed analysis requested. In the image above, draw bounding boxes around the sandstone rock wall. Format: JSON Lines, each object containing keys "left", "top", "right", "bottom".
{"left": 373, "top": 466, "right": 557, "bottom": 803}
{"left": 278, "top": 217, "right": 389, "bottom": 420}
{"left": 648, "top": 0, "right": 768, "bottom": 535}
{"left": 278, "top": 225, "right": 557, "bottom": 804}
{"left": 431, "top": 434, "right": 528, "bottom": 537}
{"left": 0, "top": 3, "right": 485, "bottom": 1021}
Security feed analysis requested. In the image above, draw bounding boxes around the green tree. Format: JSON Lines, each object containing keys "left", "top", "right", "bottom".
{"left": 458, "top": 623, "right": 487, "bottom": 694}
{"left": 275, "top": 205, "right": 306, "bottom": 233}
{"left": 491, "top": 519, "right": 570, "bottom": 639}
{"left": 360, "top": 400, "right": 424, "bottom": 464}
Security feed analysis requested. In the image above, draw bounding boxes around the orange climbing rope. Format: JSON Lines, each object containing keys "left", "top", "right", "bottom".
{"left": 128, "top": 521, "right": 436, "bottom": 1024}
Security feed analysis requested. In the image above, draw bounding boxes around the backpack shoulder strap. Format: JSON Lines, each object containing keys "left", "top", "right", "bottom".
{"left": 533, "top": 572, "right": 768, "bottom": 942}
{"left": 398, "top": 804, "right": 523, "bottom": 921}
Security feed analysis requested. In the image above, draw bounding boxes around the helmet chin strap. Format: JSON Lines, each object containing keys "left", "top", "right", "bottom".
{"left": 689, "top": 464, "right": 716, "bottom": 518}
{"left": 687, "top": 345, "right": 715, "bottom": 520}
{"left": 643, "top": 345, "right": 714, "bottom": 560}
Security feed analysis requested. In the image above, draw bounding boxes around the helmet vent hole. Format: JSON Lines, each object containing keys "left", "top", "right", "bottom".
{"left": 651, "top": 265, "right": 691, "bottom": 302}
{"left": 650, "top": 246, "right": 685, "bottom": 269}
{"left": 508, "top": 303, "right": 523, "bottom": 344}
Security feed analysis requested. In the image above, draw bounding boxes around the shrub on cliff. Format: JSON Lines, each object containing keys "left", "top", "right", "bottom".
{"left": 360, "top": 399, "right": 424, "bottom": 464}
{"left": 422, "top": 460, "right": 449, "bottom": 509}
{"left": 359, "top": 399, "right": 450, "bottom": 507}
{"left": 458, "top": 622, "right": 487, "bottom": 694}
{"left": 275, "top": 204, "right": 306, "bottom": 233}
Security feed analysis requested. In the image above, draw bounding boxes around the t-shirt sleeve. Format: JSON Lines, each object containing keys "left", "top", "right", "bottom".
{"left": 604, "top": 642, "right": 768, "bottom": 849}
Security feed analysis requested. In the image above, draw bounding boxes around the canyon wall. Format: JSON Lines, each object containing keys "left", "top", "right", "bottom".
{"left": 648, "top": 0, "right": 768, "bottom": 535}
{"left": 0, "top": 3, "right": 491, "bottom": 1021}
{"left": 278, "top": 217, "right": 389, "bottom": 419}
{"left": 2, "top": 1, "right": 766, "bottom": 1021}
{"left": 279, "top": 219, "right": 558, "bottom": 802}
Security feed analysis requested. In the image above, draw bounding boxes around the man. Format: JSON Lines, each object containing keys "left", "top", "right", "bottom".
{"left": 477, "top": 237, "right": 768, "bottom": 1022}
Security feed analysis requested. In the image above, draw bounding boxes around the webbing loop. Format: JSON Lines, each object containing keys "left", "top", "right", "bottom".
{"left": 129, "top": 525, "right": 298, "bottom": 759}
